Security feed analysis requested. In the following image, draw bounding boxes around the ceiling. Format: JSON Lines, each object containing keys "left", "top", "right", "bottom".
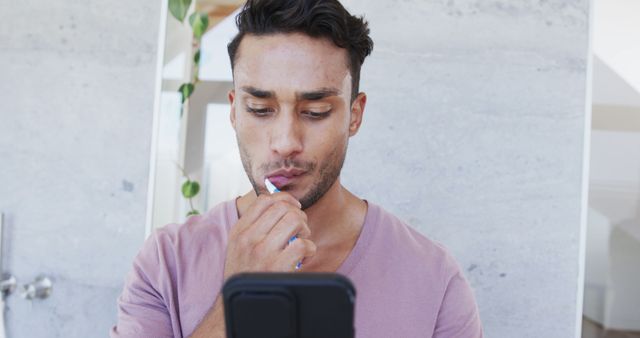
{"left": 196, "top": 0, "right": 245, "bottom": 29}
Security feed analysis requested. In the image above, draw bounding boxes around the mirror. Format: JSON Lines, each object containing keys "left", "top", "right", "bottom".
{"left": 144, "top": 1, "right": 618, "bottom": 337}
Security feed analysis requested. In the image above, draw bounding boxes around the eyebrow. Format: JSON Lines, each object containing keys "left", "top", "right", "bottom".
{"left": 297, "top": 88, "right": 341, "bottom": 101}
{"left": 241, "top": 86, "right": 275, "bottom": 99}
{"left": 240, "top": 86, "right": 341, "bottom": 101}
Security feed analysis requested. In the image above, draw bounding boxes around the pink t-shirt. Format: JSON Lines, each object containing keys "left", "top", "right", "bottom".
{"left": 111, "top": 200, "right": 483, "bottom": 337}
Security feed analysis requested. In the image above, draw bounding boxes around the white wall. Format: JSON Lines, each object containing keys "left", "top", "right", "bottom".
{"left": 0, "top": 0, "right": 160, "bottom": 335}
{"left": 340, "top": 1, "right": 590, "bottom": 337}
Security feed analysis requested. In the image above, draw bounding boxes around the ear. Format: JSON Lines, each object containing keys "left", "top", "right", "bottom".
{"left": 348, "top": 92, "right": 366, "bottom": 137}
{"left": 228, "top": 89, "right": 237, "bottom": 130}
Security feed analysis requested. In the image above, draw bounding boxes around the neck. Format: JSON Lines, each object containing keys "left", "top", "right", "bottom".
{"left": 236, "top": 177, "right": 366, "bottom": 247}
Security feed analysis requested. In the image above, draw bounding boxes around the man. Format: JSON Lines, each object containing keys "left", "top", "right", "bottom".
{"left": 112, "top": 0, "right": 483, "bottom": 337}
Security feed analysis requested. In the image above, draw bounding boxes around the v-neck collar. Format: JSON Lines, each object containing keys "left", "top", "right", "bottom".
{"left": 226, "top": 198, "right": 376, "bottom": 276}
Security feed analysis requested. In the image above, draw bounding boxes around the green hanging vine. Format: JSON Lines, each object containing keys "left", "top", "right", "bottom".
{"left": 175, "top": 162, "right": 201, "bottom": 217}
{"left": 168, "top": 0, "right": 209, "bottom": 217}
{"left": 168, "top": 0, "right": 209, "bottom": 113}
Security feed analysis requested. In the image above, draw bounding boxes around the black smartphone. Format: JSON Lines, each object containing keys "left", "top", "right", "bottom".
{"left": 222, "top": 273, "right": 356, "bottom": 338}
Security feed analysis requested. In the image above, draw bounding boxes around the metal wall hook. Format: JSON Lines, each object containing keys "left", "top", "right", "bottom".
{"left": 21, "top": 276, "right": 53, "bottom": 300}
{"left": 0, "top": 213, "right": 15, "bottom": 299}
{"left": 0, "top": 274, "right": 16, "bottom": 297}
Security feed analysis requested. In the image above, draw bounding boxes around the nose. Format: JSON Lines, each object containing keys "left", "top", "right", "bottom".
{"left": 269, "top": 111, "right": 303, "bottom": 159}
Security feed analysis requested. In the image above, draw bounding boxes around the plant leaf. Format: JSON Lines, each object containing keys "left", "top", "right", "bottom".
{"left": 194, "top": 49, "right": 201, "bottom": 65}
{"left": 189, "top": 12, "right": 209, "bottom": 39}
{"left": 168, "top": 0, "right": 192, "bottom": 22}
{"left": 186, "top": 210, "right": 200, "bottom": 217}
{"left": 178, "top": 83, "right": 194, "bottom": 103}
{"left": 181, "top": 180, "right": 200, "bottom": 198}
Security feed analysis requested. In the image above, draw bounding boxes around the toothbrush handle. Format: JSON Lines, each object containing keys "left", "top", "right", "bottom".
{"left": 288, "top": 235, "right": 303, "bottom": 270}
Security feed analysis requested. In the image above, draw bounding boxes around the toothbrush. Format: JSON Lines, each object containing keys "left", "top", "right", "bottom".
{"left": 265, "top": 178, "right": 302, "bottom": 270}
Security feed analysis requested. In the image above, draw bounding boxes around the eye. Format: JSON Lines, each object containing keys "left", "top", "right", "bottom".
{"left": 246, "top": 107, "right": 274, "bottom": 117}
{"left": 302, "top": 110, "right": 331, "bottom": 119}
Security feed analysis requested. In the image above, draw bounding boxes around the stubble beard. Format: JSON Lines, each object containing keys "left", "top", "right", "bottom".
{"left": 237, "top": 138, "right": 348, "bottom": 210}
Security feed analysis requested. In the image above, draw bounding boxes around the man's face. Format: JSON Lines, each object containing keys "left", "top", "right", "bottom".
{"left": 229, "top": 33, "right": 365, "bottom": 209}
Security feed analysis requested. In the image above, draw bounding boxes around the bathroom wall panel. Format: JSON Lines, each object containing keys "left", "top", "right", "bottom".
{"left": 341, "top": 1, "right": 590, "bottom": 337}
{"left": 0, "top": 0, "right": 160, "bottom": 335}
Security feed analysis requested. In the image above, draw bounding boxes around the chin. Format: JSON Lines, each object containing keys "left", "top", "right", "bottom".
{"left": 279, "top": 185, "right": 303, "bottom": 197}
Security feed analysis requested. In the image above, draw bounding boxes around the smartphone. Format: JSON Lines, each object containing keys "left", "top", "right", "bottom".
{"left": 222, "top": 273, "right": 356, "bottom": 338}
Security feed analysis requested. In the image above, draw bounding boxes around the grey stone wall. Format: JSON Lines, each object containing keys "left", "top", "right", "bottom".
{"left": 341, "top": 1, "right": 589, "bottom": 337}
{"left": 0, "top": 0, "right": 160, "bottom": 336}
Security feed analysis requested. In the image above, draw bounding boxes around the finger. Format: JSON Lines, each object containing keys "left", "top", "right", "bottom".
{"left": 261, "top": 211, "right": 310, "bottom": 253}
{"left": 240, "top": 201, "right": 301, "bottom": 245}
{"left": 270, "top": 191, "right": 301, "bottom": 208}
{"left": 274, "top": 239, "right": 317, "bottom": 271}
{"left": 235, "top": 193, "right": 301, "bottom": 233}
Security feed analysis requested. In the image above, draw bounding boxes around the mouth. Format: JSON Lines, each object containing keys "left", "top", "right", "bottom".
{"left": 265, "top": 168, "right": 307, "bottom": 189}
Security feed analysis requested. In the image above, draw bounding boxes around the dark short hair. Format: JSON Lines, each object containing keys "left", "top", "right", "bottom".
{"left": 227, "top": 0, "right": 374, "bottom": 101}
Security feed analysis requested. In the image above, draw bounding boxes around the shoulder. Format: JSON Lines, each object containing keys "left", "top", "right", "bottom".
{"left": 361, "top": 203, "right": 483, "bottom": 335}
{"left": 113, "top": 201, "right": 237, "bottom": 337}
{"left": 366, "top": 202, "right": 463, "bottom": 284}
{"left": 136, "top": 200, "right": 236, "bottom": 276}
{"left": 153, "top": 200, "right": 235, "bottom": 251}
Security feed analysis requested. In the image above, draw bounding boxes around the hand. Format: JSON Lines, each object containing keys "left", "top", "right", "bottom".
{"left": 223, "top": 192, "right": 317, "bottom": 279}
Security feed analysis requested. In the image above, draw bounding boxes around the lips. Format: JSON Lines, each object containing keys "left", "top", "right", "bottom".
{"left": 266, "top": 168, "right": 306, "bottom": 189}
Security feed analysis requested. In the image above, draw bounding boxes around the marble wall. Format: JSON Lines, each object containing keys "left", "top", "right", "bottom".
{"left": 0, "top": 0, "right": 160, "bottom": 336}
{"left": 340, "top": 0, "right": 590, "bottom": 337}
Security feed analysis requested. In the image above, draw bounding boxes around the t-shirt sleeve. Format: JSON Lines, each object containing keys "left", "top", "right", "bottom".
{"left": 433, "top": 271, "right": 483, "bottom": 338}
{"left": 110, "top": 232, "right": 174, "bottom": 338}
